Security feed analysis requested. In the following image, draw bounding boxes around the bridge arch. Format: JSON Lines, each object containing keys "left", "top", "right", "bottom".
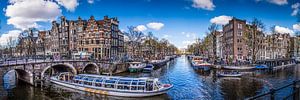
{"left": 3, "top": 69, "right": 34, "bottom": 85}
{"left": 41, "top": 63, "right": 77, "bottom": 79}
{"left": 82, "top": 63, "right": 99, "bottom": 74}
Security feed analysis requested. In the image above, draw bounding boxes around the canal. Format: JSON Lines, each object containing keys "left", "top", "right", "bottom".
{"left": 1, "top": 55, "right": 300, "bottom": 100}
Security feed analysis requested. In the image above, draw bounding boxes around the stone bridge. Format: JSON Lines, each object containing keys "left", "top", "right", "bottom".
{"left": 0, "top": 60, "right": 127, "bottom": 86}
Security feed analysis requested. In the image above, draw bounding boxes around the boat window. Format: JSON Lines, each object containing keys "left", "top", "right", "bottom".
{"left": 88, "top": 78, "right": 94, "bottom": 82}
{"left": 95, "top": 83, "right": 102, "bottom": 87}
{"left": 84, "top": 81, "right": 92, "bottom": 85}
{"left": 118, "top": 81, "right": 130, "bottom": 85}
{"left": 124, "top": 86, "right": 130, "bottom": 90}
{"left": 131, "top": 86, "right": 137, "bottom": 90}
{"left": 105, "top": 80, "right": 115, "bottom": 84}
{"left": 146, "top": 81, "right": 154, "bottom": 91}
{"left": 131, "top": 81, "right": 138, "bottom": 85}
{"left": 95, "top": 79, "right": 103, "bottom": 83}
{"left": 117, "top": 85, "right": 124, "bottom": 89}
{"left": 138, "top": 86, "right": 144, "bottom": 90}
{"left": 138, "top": 82, "right": 145, "bottom": 85}
{"left": 105, "top": 84, "right": 115, "bottom": 88}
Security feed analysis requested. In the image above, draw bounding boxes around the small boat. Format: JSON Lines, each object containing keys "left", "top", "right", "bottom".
{"left": 190, "top": 56, "right": 212, "bottom": 70}
{"left": 50, "top": 72, "right": 173, "bottom": 97}
{"left": 143, "top": 64, "right": 154, "bottom": 73}
{"left": 222, "top": 66, "right": 254, "bottom": 70}
{"left": 217, "top": 71, "right": 242, "bottom": 77}
{"left": 151, "top": 60, "right": 167, "bottom": 67}
{"left": 255, "top": 64, "right": 269, "bottom": 69}
{"left": 128, "top": 62, "right": 146, "bottom": 73}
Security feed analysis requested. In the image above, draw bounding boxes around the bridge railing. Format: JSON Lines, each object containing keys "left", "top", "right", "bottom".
{"left": 247, "top": 80, "right": 300, "bottom": 100}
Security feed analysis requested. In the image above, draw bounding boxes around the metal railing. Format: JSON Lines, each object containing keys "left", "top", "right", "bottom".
{"left": 247, "top": 80, "right": 300, "bottom": 100}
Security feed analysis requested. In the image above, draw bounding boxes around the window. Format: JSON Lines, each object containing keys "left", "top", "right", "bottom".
{"left": 238, "top": 24, "right": 243, "bottom": 29}
{"left": 77, "top": 27, "right": 83, "bottom": 32}
{"left": 238, "top": 31, "right": 243, "bottom": 36}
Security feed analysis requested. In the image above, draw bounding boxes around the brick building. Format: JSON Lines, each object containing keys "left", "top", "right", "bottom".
{"left": 46, "top": 16, "right": 124, "bottom": 61}
{"left": 222, "top": 18, "right": 249, "bottom": 62}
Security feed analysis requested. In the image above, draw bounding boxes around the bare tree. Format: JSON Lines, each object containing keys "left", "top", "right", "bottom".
{"left": 20, "top": 28, "right": 39, "bottom": 59}
{"left": 208, "top": 24, "right": 219, "bottom": 64}
{"left": 7, "top": 36, "right": 17, "bottom": 57}
{"left": 124, "top": 26, "right": 145, "bottom": 60}
{"left": 244, "top": 18, "right": 265, "bottom": 63}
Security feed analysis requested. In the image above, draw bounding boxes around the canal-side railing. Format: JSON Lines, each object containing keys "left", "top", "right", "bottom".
{"left": 247, "top": 80, "right": 300, "bottom": 100}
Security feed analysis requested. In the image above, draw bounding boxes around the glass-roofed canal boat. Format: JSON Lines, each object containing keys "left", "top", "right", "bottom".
{"left": 50, "top": 72, "right": 173, "bottom": 97}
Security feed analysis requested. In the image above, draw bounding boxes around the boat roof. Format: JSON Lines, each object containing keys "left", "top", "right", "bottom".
{"left": 74, "top": 74, "right": 158, "bottom": 84}
{"left": 128, "top": 62, "right": 145, "bottom": 64}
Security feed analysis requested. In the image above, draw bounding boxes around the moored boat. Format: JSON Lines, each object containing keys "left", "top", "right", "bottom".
{"left": 217, "top": 71, "right": 242, "bottom": 77}
{"left": 151, "top": 60, "right": 167, "bottom": 67}
{"left": 128, "top": 62, "right": 146, "bottom": 72}
{"left": 50, "top": 72, "right": 173, "bottom": 97}
{"left": 222, "top": 66, "right": 254, "bottom": 70}
{"left": 255, "top": 64, "right": 269, "bottom": 70}
{"left": 143, "top": 64, "right": 154, "bottom": 73}
{"left": 190, "top": 56, "right": 212, "bottom": 70}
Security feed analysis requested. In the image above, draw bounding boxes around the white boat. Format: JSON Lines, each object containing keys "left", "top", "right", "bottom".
{"left": 217, "top": 71, "right": 242, "bottom": 77}
{"left": 128, "top": 62, "right": 146, "bottom": 72}
{"left": 222, "top": 66, "right": 254, "bottom": 70}
{"left": 50, "top": 72, "right": 173, "bottom": 97}
{"left": 190, "top": 56, "right": 213, "bottom": 70}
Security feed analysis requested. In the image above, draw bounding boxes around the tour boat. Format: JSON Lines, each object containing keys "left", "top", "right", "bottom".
{"left": 217, "top": 71, "right": 242, "bottom": 77}
{"left": 222, "top": 66, "right": 254, "bottom": 70}
{"left": 50, "top": 72, "right": 173, "bottom": 97}
{"left": 128, "top": 62, "right": 146, "bottom": 72}
{"left": 143, "top": 64, "right": 154, "bottom": 73}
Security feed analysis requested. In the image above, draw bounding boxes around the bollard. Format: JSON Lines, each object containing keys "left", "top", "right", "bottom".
{"left": 270, "top": 88, "right": 275, "bottom": 100}
{"left": 293, "top": 81, "right": 300, "bottom": 100}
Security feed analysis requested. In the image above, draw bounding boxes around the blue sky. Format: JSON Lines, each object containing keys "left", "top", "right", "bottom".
{"left": 0, "top": 0, "right": 300, "bottom": 48}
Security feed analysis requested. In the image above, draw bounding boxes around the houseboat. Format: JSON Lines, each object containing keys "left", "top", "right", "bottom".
{"left": 128, "top": 62, "right": 147, "bottom": 72}
{"left": 50, "top": 72, "right": 173, "bottom": 97}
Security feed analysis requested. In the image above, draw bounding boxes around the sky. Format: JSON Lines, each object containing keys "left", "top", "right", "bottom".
{"left": 0, "top": 0, "right": 300, "bottom": 48}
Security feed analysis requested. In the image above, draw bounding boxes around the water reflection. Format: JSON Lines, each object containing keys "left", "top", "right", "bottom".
{"left": 0, "top": 56, "right": 300, "bottom": 99}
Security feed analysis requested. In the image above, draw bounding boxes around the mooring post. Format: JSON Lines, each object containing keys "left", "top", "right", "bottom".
{"left": 293, "top": 81, "right": 300, "bottom": 100}
{"left": 270, "top": 88, "right": 275, "bottom": 100}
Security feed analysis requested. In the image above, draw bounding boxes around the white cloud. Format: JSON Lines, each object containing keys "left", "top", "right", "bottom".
{"left": 274, "top": 26, "right": 294, "bottom": 35}
{"left": 87, "top": 0, "right": 94, "bottom": 4}
{"left": 291, "top": 3, "right": 300, "bottom": 16}
{"left": 293, "top": 24, "right": 300, "bottom": 31}
{"left": 56, "top": 0, "right": 79, "bottom": 12}
{"left": 192, "top": 0, "right": 215, "bottom": 11}
{"left": 146, "top": 22, "right": 164, "bottom": 30}
{"left": 210, "top": 15, "right": 233, "bottom": 25}
{"left": 181, "top": 32, "right": 197, "bottom": 39}
{"left": 134, "top": 25, "right": 147, "bottom": 32}
{"left": 5, "top": 0, "right": 62, "bottom": 30}
{"left": 257, "top": 0, "right": 288, "bottom": 5}
{"left": 0, "top": 30, "right": 21, "bottom": 45}
{"left": 163, "top": 34, "right": 170, "bottom": 39}
{"left": 267, "top": 0, "right": 288, "bottom": 5}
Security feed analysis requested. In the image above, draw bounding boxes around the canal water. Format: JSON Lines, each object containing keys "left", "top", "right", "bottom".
{"left": 1, "top": 55, "right": 300, "bottom": 100}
